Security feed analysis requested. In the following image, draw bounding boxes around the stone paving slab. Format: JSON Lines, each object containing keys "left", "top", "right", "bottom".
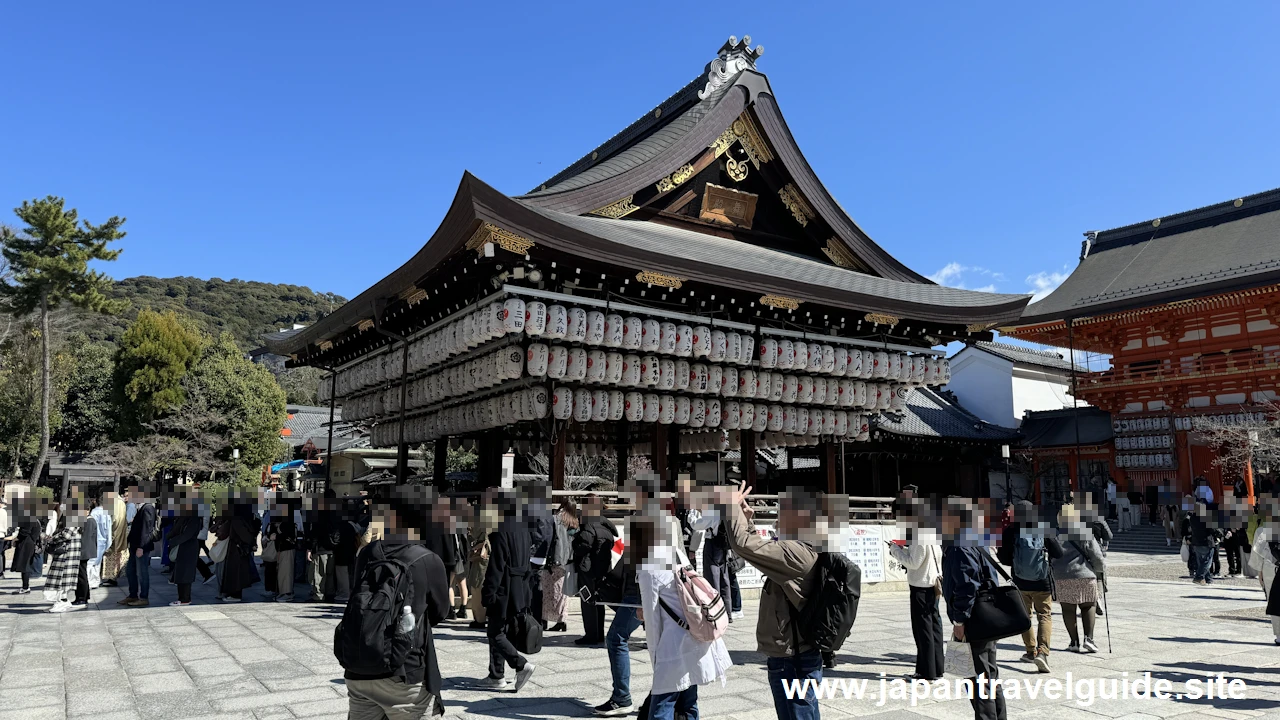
{"left": 1, "top": 556, "right": 1278, "bottom": 719}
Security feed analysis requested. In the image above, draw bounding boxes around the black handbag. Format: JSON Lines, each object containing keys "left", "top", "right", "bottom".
{"left": 508, "top": 610, "right": 543, "bottom": 654}
{"left": 965, "top": 551, "right": 1032, "bottom": 644}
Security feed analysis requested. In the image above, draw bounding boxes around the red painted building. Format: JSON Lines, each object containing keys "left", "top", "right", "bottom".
{"left": 1005, "top": 188, "right": 1280, "bottom": 502}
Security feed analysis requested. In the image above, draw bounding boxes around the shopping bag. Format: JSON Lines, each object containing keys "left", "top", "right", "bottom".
{"left": 88, "top": 560, "right": 101, "bottom": 589}
{"left": 1180, "top": 542, "right": 1190, "bottom": 564}
{"left": 945, "top": 637, "right": 975, "bottom": 677}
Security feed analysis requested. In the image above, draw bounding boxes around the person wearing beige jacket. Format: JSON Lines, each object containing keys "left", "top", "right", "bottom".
{"left": 720, "top": 483, "right": 822, "bottom": 720}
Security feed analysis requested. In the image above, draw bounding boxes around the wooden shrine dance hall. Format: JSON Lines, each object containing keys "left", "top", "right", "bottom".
{"left": 263, "top": 36, "right": 1031, "bottom": 494}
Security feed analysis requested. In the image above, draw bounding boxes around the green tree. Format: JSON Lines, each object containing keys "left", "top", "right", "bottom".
{"left": 1, "top": 197, "right": 125, "bottom": 480}
{"left": 0, "top": 323, "right": 71, "bottom": 475}
{"left": 113, "top": 309, "right": 205, "bottom": 436}
{"left": 186, "top": 333, "right": 288, "bottom": 481}
{"left": 276, "top": 365, "right": 324, "bottom": 405}
{"left": 52, "top": 338, "right": 116, "bottom": 452}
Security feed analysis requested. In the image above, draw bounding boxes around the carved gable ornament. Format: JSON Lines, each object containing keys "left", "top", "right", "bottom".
{"left": 699, "top": 35, "right": 764, "bottom": 100}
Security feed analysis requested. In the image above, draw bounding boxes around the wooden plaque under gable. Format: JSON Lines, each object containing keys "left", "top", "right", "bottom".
{"left": 699, "top": 183, "right": 758, "bottom": 229}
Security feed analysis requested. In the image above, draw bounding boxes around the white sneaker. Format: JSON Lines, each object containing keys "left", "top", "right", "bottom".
{"left": 481, "top": 676, "right": 512, "bottom": 690}
{"left": 1081, "top": 638, "right": 1100, "bottom": 654}
{"left": 731, "top": 611, "right": 745, "bottom": 621}
{"left": 514, "top": 664, "right": 536, "bottom": 692}
{"left": 49, "top": 601, "right": 73, "bottom": 613}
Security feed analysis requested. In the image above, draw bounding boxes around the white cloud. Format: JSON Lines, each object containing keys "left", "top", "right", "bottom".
{"left": 929, "top": 262, "right": 966, "bottom": 285}
{"left": 928, "top": 263, "right": 1005, "bottom": 291}
{"left": 1026, "top": 268, "right": 1070, "bottom": 302}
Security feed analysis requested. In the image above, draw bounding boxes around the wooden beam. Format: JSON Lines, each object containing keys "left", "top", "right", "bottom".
{"left": 741, "top": 430, "right": 757, "bottom": 489}
{"left": 433, "top": 438, "right": 448, "bottom": 490}
{"left": 615, "top": 421, "right": 630, "bottom": 488}
{"left": 550, "top": 423, "right": 567, "bottom": 491}
{"left": 652, "top": 422, "right": 669, "bottom": 490}
{"left": 824, "top": 442, "right": 837, "bottom": 494}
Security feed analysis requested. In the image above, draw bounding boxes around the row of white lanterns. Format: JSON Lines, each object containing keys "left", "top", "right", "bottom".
{"left": 364, "top": 384, "right": 886, "bottom": 445}
{"left": 341, "top": 339, "right": 925, "bottom": 422}
{"left": 323, "top": 296, "right": 951, "bottom": 403}
{"left": 1116, "top": 453, "right": 1175, "bottom": 469}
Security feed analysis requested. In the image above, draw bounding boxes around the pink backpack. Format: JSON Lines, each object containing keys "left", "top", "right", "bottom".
{"left": 659, "top": 565, "right": 729, "bottom": 642}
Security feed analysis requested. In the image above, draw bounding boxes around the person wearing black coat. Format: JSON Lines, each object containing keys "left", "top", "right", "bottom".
{"left": 481, "top": 512, "right": 536, "bottom": 692}
{"left": 219, "top": 504, "right": 258, "bottom": 602}
{"left": 525, "top": 499, "right": 554, "bottom": 628}
{"left": 8, "top": 510, "right": 43, "bottom": 594}
{"left": 942, "top": 498, "right": 1007, "bottom": 720}
{"left": 571, "top": 502, "right": 618, "bottom": 645}
{"left": 168, "top": 513, "right": 204, "bottom": 605}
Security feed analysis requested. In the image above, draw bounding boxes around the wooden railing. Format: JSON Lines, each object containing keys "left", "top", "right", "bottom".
{"left": 1075, "top": 346, "right": 1280, "bottom": 393}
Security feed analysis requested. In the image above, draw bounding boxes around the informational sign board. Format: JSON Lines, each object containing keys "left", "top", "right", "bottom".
{"left": 842, "top": 525, "right": 886, "bottom": 583}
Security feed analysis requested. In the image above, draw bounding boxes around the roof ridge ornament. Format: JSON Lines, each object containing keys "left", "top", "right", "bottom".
{"left": 699, "top": 35, "right": 764, "bottom": 100}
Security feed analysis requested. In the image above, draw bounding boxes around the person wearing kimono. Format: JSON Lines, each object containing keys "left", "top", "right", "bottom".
{"left": 168, "top": 504, "right": 205, "bottom": 606}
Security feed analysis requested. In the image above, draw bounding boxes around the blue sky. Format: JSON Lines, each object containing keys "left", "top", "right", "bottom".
{"left": 3, "top": 2, "right": 1279, "bottom": 325}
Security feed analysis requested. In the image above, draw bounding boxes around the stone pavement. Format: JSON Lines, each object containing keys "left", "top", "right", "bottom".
{"left": 1, "top": 554, "right": 1277, "bottom": 720}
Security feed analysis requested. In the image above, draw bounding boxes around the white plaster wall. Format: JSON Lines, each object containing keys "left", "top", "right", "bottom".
{"left": 1011, "top": 371, "right": 1077, "bottom": 419}
{"left": 947, "top": 350, "right": 1016, "bottom": 426}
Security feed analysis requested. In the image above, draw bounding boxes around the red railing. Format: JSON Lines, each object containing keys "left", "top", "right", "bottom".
{"left": 1075, "top": 346, "right": 1280, "bottom": 393}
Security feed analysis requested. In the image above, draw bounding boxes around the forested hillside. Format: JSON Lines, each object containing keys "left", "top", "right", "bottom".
{"left": 62, "top": 276, "right": 346, "bottom": 350}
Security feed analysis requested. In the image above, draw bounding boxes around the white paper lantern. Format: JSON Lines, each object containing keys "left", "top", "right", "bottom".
{"left": 641, "top": 319, "right": 661, "bottom": 352}
{"left": 777, "top": 340, "right": 794, "bottom": 370}
{"left": 546, "top": 305, "right": 568, "bottom": 340}
{"left": 608, "top": 390, "right": 625, "bottom": 421}
{"left": 586, "top": 350, "right": 607, "bottom": 384}
{"left": 675, "top": 396, "right": 691, "bottom": 425}
{"left": 692, "top": 326, "right": 711, "bottom": 358}
{"left": 659, "top": 322, "right": 678, "bottom": 354}
{"left": 622, "top": 316, "right": 642, "bottom": 350}
{"left": 625, "top": 392, "right": 645, "bottom": 422}
{"left": 674, "top": 325, "right": 693, "bottom": 357}
{"left": 710, "top": 330, "right": 727, "bottom": 362}
{"left": 552, "top": 387, "right": 573, "bottom": 419}
{"left": 604, "top": 352, "right": 624, "bottom": 385}
{"left": 658, "top": 358, "right": 676, "bottom": 391}
{"left": 621, "top": 354, "right": 641, "bottom": 387}
{"left": 604, "top": 314, "right": 624, "bottom": 348}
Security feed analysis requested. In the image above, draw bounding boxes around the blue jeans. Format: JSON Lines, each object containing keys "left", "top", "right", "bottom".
{"left": 650, "top": 686, "right": 698, "bottom": 720}
{"left": 607, "top": 594, "right": 644, "bottom": 705}
{"left": 1192, "top": 545, "right": 1213, "bottom": 582}
{"left": 126, "top": 551, "right": 151, "bottom": 599}
{"left": 767, "top": 650, "right": 823, "bottom": 720}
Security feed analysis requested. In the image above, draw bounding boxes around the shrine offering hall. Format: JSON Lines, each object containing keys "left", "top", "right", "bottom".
{"left": 265, "top": 36, "right": 1030, "bottom": 492}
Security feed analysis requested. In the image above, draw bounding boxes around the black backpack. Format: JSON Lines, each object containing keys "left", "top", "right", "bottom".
{"left": 787, "top": 551, "right": 862, "bottom": 654}
{"left": 333, "top": 544, "right": 428, "bottom": 676}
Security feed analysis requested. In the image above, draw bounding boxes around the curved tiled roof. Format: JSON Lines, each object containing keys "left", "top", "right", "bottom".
{"left": 523, "top": 76, "right": 709, "bottom": 196}
{"left": 973, "top": 341, "right": 1082, "bottom": 372}
{"left": 876, "top": 387, "right": 1019, "bottom": 441}
{"left": 519, "top": 205, "right": 1030, "bottom": 322}
{"left": 1018, "top": 188, "right": 1280, "bottom": 324}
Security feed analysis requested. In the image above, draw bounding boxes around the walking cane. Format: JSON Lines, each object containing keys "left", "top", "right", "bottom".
{"left": 1101, "top": 574, "right": 1112, "bottom": 653}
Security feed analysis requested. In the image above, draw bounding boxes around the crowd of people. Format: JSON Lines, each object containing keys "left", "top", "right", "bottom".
{"left": 1, "top": 479, "right": 1278, "bottom": 720}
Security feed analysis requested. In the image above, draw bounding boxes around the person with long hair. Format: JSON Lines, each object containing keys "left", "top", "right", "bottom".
{"left": 100, "top": 492, "right": 129, "bottom": 586}
{"left": 541, "top": 499, "right": 578, "bottom": 632}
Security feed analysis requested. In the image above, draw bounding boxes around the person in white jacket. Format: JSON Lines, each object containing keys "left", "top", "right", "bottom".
{"left": 637, "top": 509, "right": 732, "bottom": 720}
{"left": 888, "top": 523, "right": 944, "bottom": 680}
{"left": 1246, "top": 493, "right": 1280, "bottom": 645}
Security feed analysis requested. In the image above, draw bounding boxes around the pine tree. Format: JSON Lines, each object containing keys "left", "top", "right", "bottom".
{"left": 0, "top": 197, "right": 125, "bottom": 479}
